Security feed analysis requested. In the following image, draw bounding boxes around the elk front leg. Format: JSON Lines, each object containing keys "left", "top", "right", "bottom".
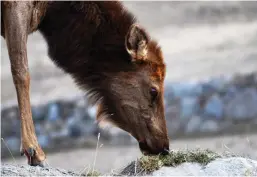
{"left": 3, "top": 2, "right": 46, "bottom": 166}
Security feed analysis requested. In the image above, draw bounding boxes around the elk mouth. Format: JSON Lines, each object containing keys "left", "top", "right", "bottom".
{"left": 138, "top": 140, "right": 170, "bottom": 156}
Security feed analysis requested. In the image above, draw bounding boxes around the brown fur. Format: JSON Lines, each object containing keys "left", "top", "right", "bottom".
{"left": 1, "top": 1, "right": 169, "bottom": 166}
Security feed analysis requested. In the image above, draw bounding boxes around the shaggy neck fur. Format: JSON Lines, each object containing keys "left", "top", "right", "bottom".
{"left": 38, "top": 1, "right": 139, "bottom": 101}
{"left": 37, "top": 1, "right": 159, "bottom": 126}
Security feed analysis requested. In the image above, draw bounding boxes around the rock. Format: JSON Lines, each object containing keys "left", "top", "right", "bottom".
{"left": 165, "top": 105, "right": 181, "bottom": 135}
{"left": 168, "top": 82, "right": 202, "bottom": 98}
{"left": 185, "top": 116, "right": 203, "bottom": 133}
{"left": 180, "top": 97, "right": 199, "bottom": 119}
{"left": 191, "top": 82, "right": 204, "bottom": 97}
{"left": 224, "top": 88, "right": 257, "bottom": 120}
{"left": 69, "top": 124, "right": 82, "bottom": 138}
{"left": 203, "top": 94, "right": 224, "bottom": 119}
{"left": 207, "top": 76, "right": 230, "bottom": 91}
{"left": 32, "top": 105, "right": 46, "bottom": 122}
{"left": 1, "top": 164, "right": 79, "bottom": 176}
{"left": 222, "top": 85, "right": 238, "bottom": 103}
{"left": 200, "top": 120, "right": 219, "bottom": 133}
{"left": 35, "top": 123, "right": 44, "bottom": 135}
{"left": 201, "top": 83, "right": 216, "bottom": 96}
{"left": 203, "top": 157, "right": 257, "bottom": 176}
{"left": 64, "top": 115, "right": 83, "bottom": 138}
{"left": 65, "top": 112, "right": 96, "bottom": 137}
{"left": 59, "top": 100, "right": 76, "bottom": 119}
{"left": 83, "top": 122, "right": 97, "bottom": 136}
{"left": 152, "top": 163, "right": 203, "bottom": 176}
{"left": 46, "top": 102, "right": 60, "bottom": 121}
{"left": 2, "top": 157, "right": 257, "bottom": 176}
{"left": 1, "top": 106, "right": 19, "bottom": 120}
{"left": 38, "top": 134, "right": 51, "bottom": 148}
{"left": 164, "top": 82, "right": 175, "bottom": 99}
{"left": 87, "top": 106, "right": 97, "bottom": 119}
{"left": 152, "top": 157, "right": 257, "bottom": 176}
{"left": 233, "top": 73, "right": 257, "bottom": 88}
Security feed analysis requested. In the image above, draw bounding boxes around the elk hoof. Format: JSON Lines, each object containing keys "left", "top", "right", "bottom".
{"left": 22, "top": 147, "right": 45, "bottom": 167}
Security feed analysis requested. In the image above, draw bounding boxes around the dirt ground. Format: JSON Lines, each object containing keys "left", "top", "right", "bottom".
{"left": 2, "top": 134, "right": 257, "bottom": 174}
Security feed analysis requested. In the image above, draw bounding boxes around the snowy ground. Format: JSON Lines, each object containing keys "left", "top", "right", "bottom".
{"left": 2, "top": 134, "right": 257, "bottom": 174}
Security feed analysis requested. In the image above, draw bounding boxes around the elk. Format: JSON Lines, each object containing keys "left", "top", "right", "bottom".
{"left": 1, "top": 1, "right": 170, "bottom": 167}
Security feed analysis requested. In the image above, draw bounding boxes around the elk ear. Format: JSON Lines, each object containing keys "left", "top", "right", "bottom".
{"left": 125, "top": 24, "right": 149, "bottom": 62}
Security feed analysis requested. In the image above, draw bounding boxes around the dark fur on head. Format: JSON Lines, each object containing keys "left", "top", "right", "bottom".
{"left": 38, "top": 1, "right": 169, "bottom": 155}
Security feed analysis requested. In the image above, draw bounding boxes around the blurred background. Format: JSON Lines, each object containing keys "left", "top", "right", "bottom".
{"left": 1, "top": 1, "right": 257, "bottom": 174}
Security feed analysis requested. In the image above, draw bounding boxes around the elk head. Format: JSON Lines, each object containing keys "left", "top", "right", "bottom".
{"left": 95, "top": 24, "right": 170, "bottom": 156}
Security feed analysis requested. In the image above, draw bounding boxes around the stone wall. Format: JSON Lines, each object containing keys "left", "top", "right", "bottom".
{"left": 1, "top": 72, "right": 257, "bottom": 158}
{"left": 164, "top": 72, "right": 257, "bottom": 136}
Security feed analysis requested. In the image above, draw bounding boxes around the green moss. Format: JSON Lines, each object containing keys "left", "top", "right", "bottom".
{"left": 138, "top": 149, "right": 221, "bottom": 173}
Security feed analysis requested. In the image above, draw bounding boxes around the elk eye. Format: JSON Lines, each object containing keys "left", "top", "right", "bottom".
{"left": 150, "top": 87, "right": 158, "bottom": 101}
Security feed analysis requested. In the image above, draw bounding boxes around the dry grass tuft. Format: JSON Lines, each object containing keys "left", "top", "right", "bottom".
{"left": 158, "top": 149, "right": 221, "bottom": 167}
{"left": 86, "top": 170, "right": 101, "bottom": 176}
{"left": 119, "top": 148, "right": 221, "bottom": 175}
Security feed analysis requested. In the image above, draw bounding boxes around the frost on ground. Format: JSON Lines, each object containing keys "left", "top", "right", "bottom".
{"left": 0, "top": 164, "right": 79, "bottom": 176}
{"left": 151, "top": 157, "right": 257, "bottom": 176}
{"left": 2, "top": 149, "right": 257, "bottom": 176}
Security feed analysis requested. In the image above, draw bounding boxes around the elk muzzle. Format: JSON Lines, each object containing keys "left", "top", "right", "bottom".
{"left": 138, "top": 136, "right": 170, "bottom": 156}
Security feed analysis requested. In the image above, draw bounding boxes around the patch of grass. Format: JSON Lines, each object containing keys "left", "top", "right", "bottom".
{"left": 244, "top": 168, "right": 254, "bottom": 176}
{"left": 139, "top": 156, "right": 164, "bottom": 172}
{"left": 138, "top": 149, "right": 221, "bottom": 173}
{"left": 86, "top": 170, "right": 101, "bottom": 176}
